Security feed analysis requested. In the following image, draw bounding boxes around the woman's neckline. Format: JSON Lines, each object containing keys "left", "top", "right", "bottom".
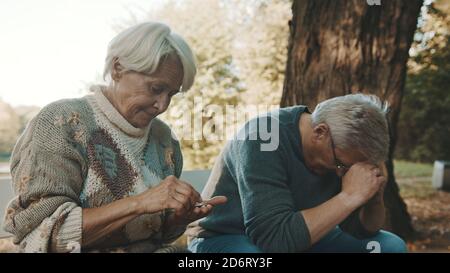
{"left": 91, "top": 85, "right": 151, "bottom": 137}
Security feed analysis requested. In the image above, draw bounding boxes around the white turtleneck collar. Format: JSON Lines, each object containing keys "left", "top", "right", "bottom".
{"left": 91, "top": 86, "right": 151, "bottom": 137}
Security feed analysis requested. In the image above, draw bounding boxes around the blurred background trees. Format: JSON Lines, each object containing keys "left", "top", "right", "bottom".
{"left": 0, "top": 99, "right": 40, "bottom": 161}
{"left": 135, "top": 0, "right": 291, "bottom": 169}
{"left": 0, "top": 100, "right": 20, "bottom": 159}
{"left": 396, "top": 0, "right": 450, "bottom": 163}
{"left": 0, "top": 0, "right": 448, "bottom": 169}
{"left": 110, "top": 0, "right": 450, "bottom": 170}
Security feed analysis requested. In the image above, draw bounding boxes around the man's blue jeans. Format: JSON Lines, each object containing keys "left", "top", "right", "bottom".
{"left": 188, "top": 227, "right": 407, "bottom": 253}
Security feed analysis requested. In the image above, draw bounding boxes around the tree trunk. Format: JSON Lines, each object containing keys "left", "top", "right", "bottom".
{"left": 281, "top": 0, "right": 423, "bottom": 239}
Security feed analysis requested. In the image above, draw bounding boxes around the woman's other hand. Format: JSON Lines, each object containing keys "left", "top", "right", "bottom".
{"left": 136, "top": 175, "right": 201, "bottom": 216}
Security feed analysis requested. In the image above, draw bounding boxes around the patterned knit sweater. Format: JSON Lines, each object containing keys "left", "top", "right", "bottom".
{"left": 2, "top": 86, "right": 185, "bottom": 253}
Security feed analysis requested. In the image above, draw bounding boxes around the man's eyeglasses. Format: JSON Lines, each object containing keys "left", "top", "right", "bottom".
{"left": 329, "top": 133, "right": 351, "bottom": 172}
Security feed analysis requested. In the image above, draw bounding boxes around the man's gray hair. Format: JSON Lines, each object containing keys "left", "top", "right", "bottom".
{"left": 311, "top": 93, "right": 390, "bottom": 163}
{"left": 103, "top": 22, "right": 197, "bottom": 92}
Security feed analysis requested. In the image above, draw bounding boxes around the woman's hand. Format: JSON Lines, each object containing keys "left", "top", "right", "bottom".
{"left": 136, "top": 175, "right": 227, "bottom": 228}
{"left": 135, "top": 175, "right": 202, "bottom": 216}
{"left": 166, "top": 195, "right": 228, "bottom": 226}
{"left": 81, "top": 176, "right": 225, "bottom": 249}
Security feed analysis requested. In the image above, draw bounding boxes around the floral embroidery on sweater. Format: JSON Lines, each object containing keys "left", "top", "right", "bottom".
{"left": 17, "top": 175, "right": 32, "bottom": 193}
{"left": 164, "top": 147, "right": 175, "bottom": 170}
{"left": 68, "top": 112, "right": 81, "bottom": 125}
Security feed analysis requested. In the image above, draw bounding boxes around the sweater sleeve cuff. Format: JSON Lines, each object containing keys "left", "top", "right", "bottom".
{"left": 293, "top": 212, "right": 312, "bottom": 250}
{"left": 50, "top": 206, "right": 82, "bottom": 253}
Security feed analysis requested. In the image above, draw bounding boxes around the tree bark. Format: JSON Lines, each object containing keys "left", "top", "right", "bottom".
{"left": 281, "top": 0, "right": 423, "bottom": 239}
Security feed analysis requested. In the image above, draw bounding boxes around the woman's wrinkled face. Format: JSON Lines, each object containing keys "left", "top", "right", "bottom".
{"left": 111, "top": 55, "right": 183, "bottom": 128}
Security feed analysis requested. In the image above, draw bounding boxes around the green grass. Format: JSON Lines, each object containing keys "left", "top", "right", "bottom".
{"left": 0, "top": 153, "right": 11, "bottom": 163}
{"left": 394, "top": 160, "right": 435, "bottom": 200}
{"left": 398, "top": 177, "right": 435, "bottom": 199}
{"left": 394, "top": 160, "right": 434, "bottom": 178}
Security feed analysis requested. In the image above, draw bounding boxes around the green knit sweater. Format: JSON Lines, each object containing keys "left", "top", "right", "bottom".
{"left": 2, "top": 86, "right": 184, "bottom": 253}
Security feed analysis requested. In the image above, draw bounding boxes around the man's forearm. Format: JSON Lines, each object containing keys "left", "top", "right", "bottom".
{"left": 359, "top": 195, "right": 385, "bottom": 233}
{"left": 359, "top": 164, "right": 387, "bottom": 233}
{"left": 301, "top": 192, "right": 362, "bottom": 245}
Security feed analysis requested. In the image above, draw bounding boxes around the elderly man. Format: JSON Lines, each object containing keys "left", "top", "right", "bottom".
{"left": 186, "top": 94, "right": 407, "bottom": 253}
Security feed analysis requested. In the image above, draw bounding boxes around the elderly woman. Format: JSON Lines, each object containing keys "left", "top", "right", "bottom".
{"left": 2, "top": 22, "right": 226, "bottom": 253}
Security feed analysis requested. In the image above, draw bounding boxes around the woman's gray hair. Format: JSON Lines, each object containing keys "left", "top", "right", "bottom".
{"left": 103, "top": 22, "right": 197, "bottom": 92}
{"left": 311, "top": 93, "right": 390, "bottom": 163}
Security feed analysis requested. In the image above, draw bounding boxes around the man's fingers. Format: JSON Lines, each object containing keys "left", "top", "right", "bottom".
{"left": 205, "top": 196, "right": 227, "bottom": 206}
{"left": 185, "top": 205, "right": 213, "bottom": 222}
{"left": 373, "top": 168, "right": 382, "bottom": 176}
{"left": 200, "top": 204, "right": 213, "bottom": 214}
{"left": 194, "top": 205, "right": 213, "bottom": 218}
{"left": 373, "top": 176, "right": 386, "bottom": 193}
{"left": 195, "top": 196, "right": 227, "bottom": 207}
{"left": 377, "top": 176, "right": 387, "bottom": 186}
{"left": 192, "top": 205, "right": 212, "bottom": 215}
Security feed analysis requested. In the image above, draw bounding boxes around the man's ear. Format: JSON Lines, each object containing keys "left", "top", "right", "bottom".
{"left": 112, "top": 57, "right": 124, "bottom": 81}
{"left": 311, "top": 123, "right": 330, "bottom": 143}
